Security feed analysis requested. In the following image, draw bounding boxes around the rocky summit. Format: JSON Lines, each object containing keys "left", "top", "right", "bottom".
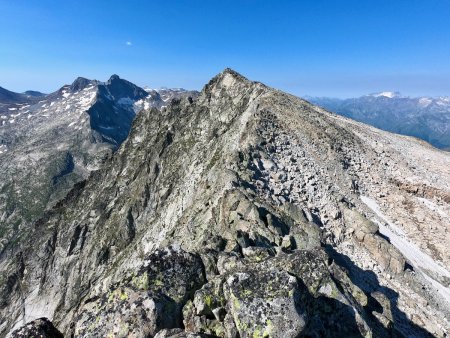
{"left": 1, "top": 69, "right": 449, "bottom": 337}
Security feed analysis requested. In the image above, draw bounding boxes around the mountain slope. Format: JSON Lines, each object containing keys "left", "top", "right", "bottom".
{"left": 0, "top": 75, "right": 171, "bottom": 254}
{"left": 1, "top": 70, "right": 449, "bottom": 337}
{"left": 308, "top": 93, "right": 450, "bottom": 150}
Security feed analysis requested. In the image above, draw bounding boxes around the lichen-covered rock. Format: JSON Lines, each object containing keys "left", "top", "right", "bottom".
{"left": 224, "top": 268, "right": 306, "bottom": 338}
{"left": 183, "top": 247, "right": 377, "bottom": 338}
{"left": 11, "top": 317, "right": 63, "bottom": 338}
{"left": 74, "top": 247, "right": 206, "bottom": 337}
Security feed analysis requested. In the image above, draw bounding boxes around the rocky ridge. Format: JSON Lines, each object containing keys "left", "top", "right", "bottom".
{"left": 0, "top": 76, "right": 196, "bottom": 255}
{"left": 1, "top": 69, "right": 449, "bottom": 337}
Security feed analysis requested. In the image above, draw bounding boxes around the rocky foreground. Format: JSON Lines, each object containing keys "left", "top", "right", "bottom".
{"left": 1, "top": 69, "right": 449, "bottom": 337}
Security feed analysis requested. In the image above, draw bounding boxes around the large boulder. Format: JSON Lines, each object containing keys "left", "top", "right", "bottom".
{"left": 224, "top": 268, "right": 307, "bottom": 338}
{"left": 73, "top": 247, "right": 206, "bottom": 337}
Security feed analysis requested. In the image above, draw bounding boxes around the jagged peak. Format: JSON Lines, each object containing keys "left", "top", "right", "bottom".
{"left": 101, "top": 74, "right": 148, "bottom": 100}
{"left": 222, "top": 67, "right": 246, "bottom": 78}
{"left": 204, "top": 68, "right": 256, "bottom": 95}
{"left": 109, "top": 74, "right": 120, "bottom": 81}
{"left": 70, "top": 77, "right": 93, "bottom": 92}
{"left": 106, "top": 74, "right": 141, "bottom": 89}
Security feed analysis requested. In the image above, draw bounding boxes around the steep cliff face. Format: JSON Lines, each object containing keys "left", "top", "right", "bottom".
{"left": 1, "top": 69, "right": 449, "bottom": 337}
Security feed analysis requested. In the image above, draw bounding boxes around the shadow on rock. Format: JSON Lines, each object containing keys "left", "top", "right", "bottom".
{"left": 324, "top": 244, "right": 435, "bottom": 338}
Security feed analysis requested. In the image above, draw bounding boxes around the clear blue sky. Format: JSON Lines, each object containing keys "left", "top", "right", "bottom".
{"left": 1, "top": 0, "right": 449, "bottom": 98}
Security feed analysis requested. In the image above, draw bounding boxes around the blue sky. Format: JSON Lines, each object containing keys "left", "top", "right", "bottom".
{"left": 1, "top": 0, "right": 449, "bottom": 97}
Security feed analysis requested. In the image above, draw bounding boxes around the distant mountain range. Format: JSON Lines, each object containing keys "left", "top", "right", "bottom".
{"left": 0, "top": 76, "right": 198, "bottom": 254}
{"left": 308, "top": 92, "right": 450, "bottom": 151}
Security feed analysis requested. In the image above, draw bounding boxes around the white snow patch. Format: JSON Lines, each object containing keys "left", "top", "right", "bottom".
{"left": 62, "top": 92, "right": 71, "bottom": 98}
{"left": 133, "top": 134, "right": 144, "bottom": 144}
{"left": 436, "top": 98, "right": 450, "bottom": 106}
{"left": 372, "top": 91, "right": 399, "bottom": 98}
{"left": 419, "top": 97, "right": 432, "bottom": 107}
{"left": 8, "top": 108, "right": 17, "bottom": 111}
{"left": 361, "top": 196, "right": 450, "bottom": 305}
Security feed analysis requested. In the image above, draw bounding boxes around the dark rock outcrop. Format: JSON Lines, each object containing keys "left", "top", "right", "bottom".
{"left": 11, "top": 318, "right": 63, "bottom": 338}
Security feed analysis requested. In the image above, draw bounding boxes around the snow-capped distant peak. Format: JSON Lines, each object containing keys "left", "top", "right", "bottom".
{"left": 370, "top": 91, "right": 401, "bottom": 98}
{"left": 418, "top": 97, "right": 432, "bottom": 107}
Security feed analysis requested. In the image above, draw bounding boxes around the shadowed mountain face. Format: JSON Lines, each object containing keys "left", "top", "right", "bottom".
{"left": 1, "top": 69, "right": 448, "bottom": 337}
{"left": 0, "top": 76, "right": 196, "bottom": 257}
{"left": 308, "top": 93, "right": 450, "bottom": 151}
{"left": 87, "top": 75, "right": 149, "bottom": 145}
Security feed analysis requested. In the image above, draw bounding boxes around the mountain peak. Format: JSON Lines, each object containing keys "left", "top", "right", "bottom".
{"left": 70, "top": 77, "right": 93, "bottom": 92}
{"left": 205, "top": 68, "right": 255, "bottom": 95}
{"left": 220, "top": 68, "right": 249, "bottom": 82}
{"left": 368, "top": 91, "right": 402, "bottom": 98}
{"left": 108, "top": 74, "right": 121, "bottom": 82}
